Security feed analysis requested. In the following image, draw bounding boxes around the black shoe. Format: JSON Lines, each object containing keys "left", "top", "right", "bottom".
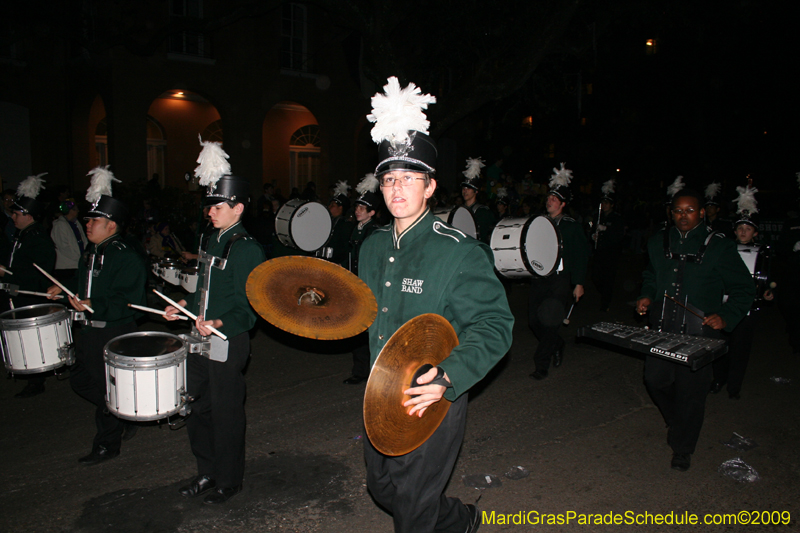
{"left": 78, "top": 445, "right": 120, "bottom": 466}
{"left": 179, "top": 475, "right": 216, "bottom": 497}
{"left": 671, "top": 453, "right": 691, "bottom": 472}
{"left": 553, "top": 349, "right": 563, "bottom": 368}
{"left": 15, "top": 381, "right": 45, "bottom": 398}
{"left": 122, "top": 423, "right": 138, "bottom": 442}
{"left": 466, "top": 503, "right": 481, "bottom": 533}
{"left": 343, "top": 375, "right": 367, "bottom": 385}
{"left": 203, "top": 485, "right": 242, "bottom": 505}
{"left": 709, "top": 381, "right": 723, "bottom": 394}
{"left": 529, "top": 370, "right": 548, "bottom": 380}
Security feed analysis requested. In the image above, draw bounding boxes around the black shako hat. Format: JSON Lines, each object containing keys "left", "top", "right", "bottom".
{"left": 12, "top": 173, "right": 47, "bottom": 218}
{"left": 86, "top": 195, "right": 129, "bottom": 224}
{"left": 203, "top": 174, "right": 251, "bottom": 207}
{"left": 375, "top": 132, "right": 437, "bottom": 177}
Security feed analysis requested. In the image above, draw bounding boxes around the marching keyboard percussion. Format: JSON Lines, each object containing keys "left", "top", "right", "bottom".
{"left": 577, "top": 322, "right": 727, "bottom": 370}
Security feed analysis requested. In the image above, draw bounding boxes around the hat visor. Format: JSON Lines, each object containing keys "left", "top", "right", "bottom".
{"left": 375, "top": 158, "right": 435, "bottom": 177}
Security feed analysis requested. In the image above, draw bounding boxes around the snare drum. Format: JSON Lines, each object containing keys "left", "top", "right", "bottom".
{"left": 104, "top": 332, "right": 188, "bottom": 421}
{"left": 433, "top": 206, "right": 478, "bottom": 240}
{"left": 0, "top": 304, "right": 74, "bottom": 374}
{"left": 275, "top": 198, "right": 332, "bottom": 252}
{"left": 179, "top": 266, "right": 200, "bottom": 293}
{"left": 491, "top": 215, "right": 562, "bottom": 278}
{"left": 159, "top": 259, "right": 183, "bottom": 286}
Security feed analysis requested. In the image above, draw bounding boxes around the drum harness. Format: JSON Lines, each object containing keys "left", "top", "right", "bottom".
{"left": 73, "top": 235, "right": 122, "bottom": 328}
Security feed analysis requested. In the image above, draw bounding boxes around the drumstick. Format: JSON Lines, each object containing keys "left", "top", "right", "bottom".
{"left": 33, "top": 263, "right": 94, "bottom": 313}
{"left": 128, "top": 303, "right": 189, "bottom": 320}
{"left": 152, "top": 289, "right": 227, "bottom": 340}
{"left": 663, "top": 293, "right": 704, "bottom": 319}
{"left": 16, "top": 289, "right": 64, "bottom": 299}
{"left": 0, "top": 266, "right": 13, "bottom": 275}
{"left": 563, "top": 302, "right": 576, "bottom": 325}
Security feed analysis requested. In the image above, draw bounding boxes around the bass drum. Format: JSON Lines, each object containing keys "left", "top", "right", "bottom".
{"left": 491, "top": 215, "right": 562, "bottom": 278}
{"left": 275, "top": 199, "right": 332, "bottom": 252}
{"left": 104, "top": 332, "right": 188, "bottom": 421}
{"left": 0, "top": 304, "right": 74, "bottom": 374}
{"left": 433, "top": 206, "right": 477, "bottom": 240}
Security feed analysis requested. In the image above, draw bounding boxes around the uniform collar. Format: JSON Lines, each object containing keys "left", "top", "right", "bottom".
{"left": 392, "top": 209, "right": 431, "bottom": 249}
{"left": 672, "top": 221, "right": 707, "bottom": 240}
{"left": 216, "top": 221, "right": 242, "bottom": 242}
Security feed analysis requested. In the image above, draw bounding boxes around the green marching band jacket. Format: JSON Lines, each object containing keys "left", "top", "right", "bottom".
{"left": 6, "top": 221, "right": 56, "bottom": 293}
{"left": 640, "top": 223, "right": 755, "bottom": 332}
{"left": 69, "top": 234, "right": 148, "bottom": 327}
{"left": 555, "top": 216, "right": 590, "bottom": 286}
{"left": 359, "top": 209, "right": 514, "bottom": 402}
{"left": 185, "top": 222, "right": 265, "bottom": 338}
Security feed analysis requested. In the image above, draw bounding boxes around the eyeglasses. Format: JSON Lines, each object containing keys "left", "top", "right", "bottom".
{"left": 671, "top": 208, "right": 697, "bottom": 215}
{"left": 379, "top": 175, "right": 426, "bottom": 187}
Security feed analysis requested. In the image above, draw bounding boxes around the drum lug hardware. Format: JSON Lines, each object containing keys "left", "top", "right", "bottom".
{"left": 179, "top": 333, "right": 211, "bottom": 356}
{"left": 58, "top": 343, "right": 75, "bottom": 365}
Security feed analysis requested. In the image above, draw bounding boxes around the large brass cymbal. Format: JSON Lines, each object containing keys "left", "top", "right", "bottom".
{"left": 246, "top": 256, "right": 377, "bottom": 340}
{"left": 364, "top": 314, "right": 458, "bottom": 456}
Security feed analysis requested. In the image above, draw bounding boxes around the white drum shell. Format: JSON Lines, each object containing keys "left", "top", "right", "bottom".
{"left": 0, "top": 304, "right": 74, "bottom": 374}
{"left": 433, "top": 206, "right": 477, "bottom": 240}
{"left": 179, "top": 270, "right": 199, "bottom": 293}
{"left": 160, "top": 266, "right": 182, "bottom": 285}
{"left": 491, "top": 216, "right": 561, "bottom": 278}
{"left": 275, "top": 199, "right": 332, "bottom": 252}
{"left": 104, "top": 332, "right": 187, "bottom": 421}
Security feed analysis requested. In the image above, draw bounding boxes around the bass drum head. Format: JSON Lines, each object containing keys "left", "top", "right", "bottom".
{"left": 525, "top": 216, "right": 562, "bottom": 276}
{"left": 276, "top": 199, "right": 332, "bottom": 252}
{"left": 433, "top": 206, "right": 477, "bottom": 239}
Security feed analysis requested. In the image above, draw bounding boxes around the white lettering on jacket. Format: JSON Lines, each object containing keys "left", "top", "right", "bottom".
{"left": 401, "top": 278, "right": 424, "bottom": 294}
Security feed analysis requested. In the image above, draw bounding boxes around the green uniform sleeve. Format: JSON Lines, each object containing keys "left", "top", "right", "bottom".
{"left": 561, "top": 221, "right": 590, "bottom": 286}
{"left": 213, "top": 240, "right": 265, "bottom": 336}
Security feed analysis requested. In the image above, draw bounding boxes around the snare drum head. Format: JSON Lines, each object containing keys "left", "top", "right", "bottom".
{"left": 276, "top": 199, "right": 332, "bottom": 252}
{"left": 106, "top": 332, "right": 184, "bottom": 357}
{"left": 0, "top": 304, "right": 67, "bottom": 321}
{"left": 526, "top": 216, "right": 562, "bottom": 276}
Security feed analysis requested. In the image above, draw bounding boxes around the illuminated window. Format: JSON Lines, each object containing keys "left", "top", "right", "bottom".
{"left": 521, "top": 116, "right": 533, "bottom": 129}
{"left": 290, "top": 125, "right": 320, "bottom": 189}
{"left": 645, "top": 38, "right": 657, "bottom": 55}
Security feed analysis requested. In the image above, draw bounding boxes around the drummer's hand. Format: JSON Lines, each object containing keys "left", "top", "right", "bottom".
{"left": 69, "top": 294, "right": 91, "bottom": 312}
{"left": 573, "top": 284, "right": 585, "bottom": 302}
{"left": 764, "top": 289, "right": 774, "bottom": 301}
{"left": 181, "top": 252, "right": 198, "bottom": 261}
{"left": 46, "top": 285, "right": 63, "bottom": 300}
{"left": 164, "top": 304, "right": 185, "bottom": 321}
{"left": 196, "top": 315, "right": 222, "bottom": 336}
{"left": 636, "top": 297, "right": 651, "bottom": 315}
{"left": 702, "top": 313, "right": 726, "bottom": 330}
{"left": 403, "top": 367, "right": 449, "bottom": 418}
{"left": 0, "top": 265, "right": 5, "bottom": 277}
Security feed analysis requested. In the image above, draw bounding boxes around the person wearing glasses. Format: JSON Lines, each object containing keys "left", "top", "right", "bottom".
{"left": 636, "top": 188, "right": 754, "bottom": 472}
{"left": 357, "top": 78, "right": 513, "bottom": 533}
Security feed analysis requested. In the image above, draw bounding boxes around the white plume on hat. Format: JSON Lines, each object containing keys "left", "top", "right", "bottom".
{"left": 85, "top": 166, "right": 120, "bottom": 204}
{"left": 367, "top": 76, "right": 437, "bottom": 146}
{"left": 356, "top": 173, "right": 379, "bottom": 195}
{"left": 497, "top": 187, "right": 508, "bottom": 200}
{"left": 462, "top": 157, "right": 485, "bottom": 182}
{"left": 735, "top": 185, "right": 759, "bottom": 215}
{"left": 549, "top": 163, "right": 573, "bottom": 189}
{"left": 194, "top": 134, "right": 231, "bottom": 192}
{"left": 334, "top": 180, "right": 351, "bottom": 198}
{"left": 17, "top": 173, "right": 47, "bottom": 199}
{"left": 705, "top": 182, "right": 721, "bottom": 200}
{"left": 667, "top": 175, "right": 685, "bottom": 197}
{"left": 601, "top": 179, "right": 615, "bottom": 195}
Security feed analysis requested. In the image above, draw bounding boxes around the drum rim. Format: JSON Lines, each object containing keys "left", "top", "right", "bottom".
{"left": 0, "top": 303, "right": 71, "bottom": 329}
{"left": 526, "top": 215, "right": 563, "bottom": 277}
{"left": 104, "top": 331, "right": 187, "bottom": 368}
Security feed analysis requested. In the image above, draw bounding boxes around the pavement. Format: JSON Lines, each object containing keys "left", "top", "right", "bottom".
{"left": 2, "top": 253, "right": 799, "bottom": 532}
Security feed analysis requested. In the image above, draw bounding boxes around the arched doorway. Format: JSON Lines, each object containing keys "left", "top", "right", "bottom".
{"left": 262, "top": 102, "right": 319, "bottom": 199}
{"left": 289, "top": 124, "right": 321, "bottom": 192}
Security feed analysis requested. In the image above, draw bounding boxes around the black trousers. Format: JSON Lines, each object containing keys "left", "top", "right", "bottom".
{"left": 350, "top": 331, "right": 371, "bottom": 379}
{"left": 591, "top": 248, "right": 619, "bottom": 311}
{"left": 713, "top": 311, "right": 758, "bottom": 396}
{"left": 186, "top": 332, "right": 249, "bottom": 489}
{"left": 70, "top": 322, "right": 137, "bottom": 453}
{"left": 364, "top": 394, "right": 470, "bottom": 533}
{"left": 528, "top": 273, "right": 572, "bottom": 372}
{"left": 777, "top": 273, "right": 800, "bottom": 354}
{"left": 644, "top": 355, "right": 713, "bottom": 455}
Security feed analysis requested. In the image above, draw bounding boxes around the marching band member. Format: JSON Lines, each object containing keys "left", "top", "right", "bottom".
{"left": 343, "top": 173, "right": 381, "bottom": 385}
{"left": 1, "top": 174, "right": 57, "bottom": 398}
{"left": 591, "top": 180, "right": 625, "bottom": 313}
{"left": 704, "top": 182, "right": 733, "bottom": 237}
{"left": 528, "top": 164, "right": 590, "bottom": 380}
{"left": 711, "top": 185, "right": 772, "bottom": 399}
{"left": 48, "top": 166, "right": 147, "bottom": 464}
{"left": 165, "top": 138, "right": 265, "bottom": 505}
{"left": 461, "top": 157, "right": 496, "bottom": 244}
{"left": 326, "top": 180, "right": 355, "bottom": 267}
{"left": 636, "top": 188, "right": 754, "bottom": 471}
{"left": 359, "top": 76, "right": 513, "bottom": 533}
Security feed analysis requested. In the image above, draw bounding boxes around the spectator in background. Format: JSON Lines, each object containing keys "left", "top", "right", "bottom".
{"left": 51, "top": 199, "right": 88, "bottom": 282}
